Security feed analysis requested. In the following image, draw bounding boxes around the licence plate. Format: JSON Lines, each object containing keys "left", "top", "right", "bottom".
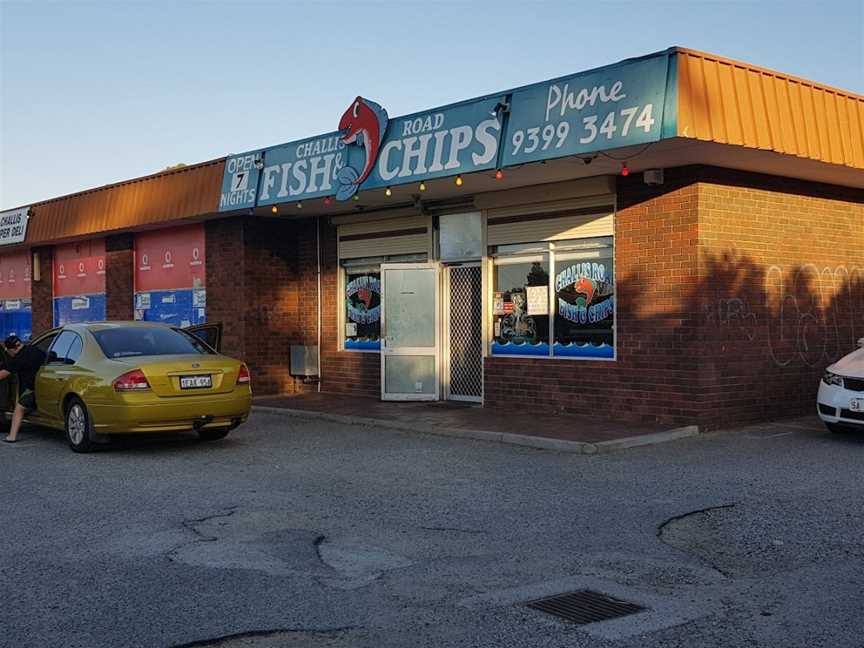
{"left": 851, "top": 399, "right": 864, "bottom": 412}
{"left": 180, "top": 375, "right": 212, "bottom": 390}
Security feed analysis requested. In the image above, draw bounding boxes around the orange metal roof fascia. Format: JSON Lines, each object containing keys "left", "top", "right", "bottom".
{"left": 25, "top": 158, "right": 226, "bottom": 246}
{"left": 675, "top": 48, "right": 864, "bottom": 170}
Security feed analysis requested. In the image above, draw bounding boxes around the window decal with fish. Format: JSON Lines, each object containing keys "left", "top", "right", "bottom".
{"left": 345, "top": 272, "right": 381, "bottom": 350}
{"left": 553, "top": 256, "right": 614, "bottom": 358}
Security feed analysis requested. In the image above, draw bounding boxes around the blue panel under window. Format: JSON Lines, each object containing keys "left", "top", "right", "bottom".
{"left": 491, "top": 341, "right": 551, "bottom": 356}
{"left": 134, "top": 289, "right": 206, "bottom": 327}
{"left": 553, "top": 342, "right": 614, "bottom": 359}
{"left": 53, "top": 294, "right": 107, "bottom": 327}
{"left": 345, "top": 338, "right": 381, "bottom": 351}
{"left": 0, "top": 300, "right": 32, "bottom": 341}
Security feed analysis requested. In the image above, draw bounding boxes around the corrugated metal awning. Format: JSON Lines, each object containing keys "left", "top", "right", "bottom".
{"left": 23, "top": 158, "right": 225, "bottom": 247}
{"left": 676, "top": 48, "right": 864, "bottom": 170}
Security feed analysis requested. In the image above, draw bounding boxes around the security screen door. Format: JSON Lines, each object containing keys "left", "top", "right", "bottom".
{"left": 444, "top": 264, "right": 483, "bottom": 402}
{"left": 380, "top": 263, "right": 439, "bottom": 401}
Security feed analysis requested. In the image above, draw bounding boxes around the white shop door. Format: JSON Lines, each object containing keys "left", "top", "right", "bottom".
{"left": 380, "top": 263, "right": 439, "bottom": 401}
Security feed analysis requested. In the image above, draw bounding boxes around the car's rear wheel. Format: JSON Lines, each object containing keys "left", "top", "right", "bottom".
{"left": 66, "top": 397, "right": 95, "bottom": 452}
{"left": 825, "top": 422, "right": 853, "bottom": 434}
{"left": 198, "top": 427, "right": 230, "bottom": 442}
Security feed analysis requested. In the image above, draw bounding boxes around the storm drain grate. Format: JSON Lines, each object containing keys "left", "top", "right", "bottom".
{"left": 526, "top": 589, "right": 646, "bottom": 625}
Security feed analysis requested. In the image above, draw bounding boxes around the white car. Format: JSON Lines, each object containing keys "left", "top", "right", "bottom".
{"left": 817, "top": 338, "right": 864, "bottom": 433}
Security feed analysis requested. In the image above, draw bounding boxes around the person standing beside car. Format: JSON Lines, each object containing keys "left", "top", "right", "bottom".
{"left": 0, "top": 335, "right": 47, "bottom": 443}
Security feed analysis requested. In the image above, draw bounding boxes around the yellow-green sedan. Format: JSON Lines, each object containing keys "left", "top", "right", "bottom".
{"left": 1, "top": 322, "right": 252, "bottom": 452}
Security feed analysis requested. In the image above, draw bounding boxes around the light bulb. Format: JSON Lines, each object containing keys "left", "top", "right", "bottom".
{"left": 495, "top": 169, "right": 503, "bottom": 180}
{"left": 455, "top": 175, "right": 463, "bottom": 186}
{"left": 419, "top": 181, "right": 426, "bottom": 192}
{"left": 271, "top": 205, "right": 278, "bottom": 214}
{"left": 385, "top": 187, "right": 392, "bottom": 197}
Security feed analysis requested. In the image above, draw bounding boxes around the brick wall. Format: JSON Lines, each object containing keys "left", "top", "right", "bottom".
{"left": 106, "top": 233, "right": 134, "bottom": 321}
{"left": 206, "top": 215, "right": 327, "bottom": 396}
{"left": 31, "top": 246, "right": 53, "bottom": 335}
{"left": 242, "top": 217, "right": 316, "bottom": 394}
{"left": 695, "top": 168, "right": 864, "bottom": 428}
{"left": 205, "top": 215, "right": 381, "bottom": 399}
{"left": 484, "top": 168, "right": 702, "bottom": 426}
{"left": 206, "top": 218, "right": 246, "bottom": 361}
{"left": 483, "top": 167, "right": 864, "bottom": 429}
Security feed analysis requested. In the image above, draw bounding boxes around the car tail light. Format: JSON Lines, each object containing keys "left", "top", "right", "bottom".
{"left": 236, "top": 364, "right": 251, "bottom": 385}
{"left": 113, "top": 369, "right": 151, "bottom": 392}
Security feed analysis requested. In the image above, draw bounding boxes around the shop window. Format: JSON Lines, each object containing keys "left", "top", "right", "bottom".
{"left": 341, "top": 253, "right": 426, "bottom": 352}
{"left": 344, "top": 264, "right": 382, "bottom": 351}
{"left": 553, "top": 239, "right": 614, "bottom": 358}
{"left": 491, "top": 246, "right": 550, "bottom": 356}
{"left": 491, "top": 237, "right": 614, "bottom": 359}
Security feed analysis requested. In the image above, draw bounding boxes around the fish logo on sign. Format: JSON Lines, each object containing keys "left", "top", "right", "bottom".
{"left": 336, "top": 96, "right": 389, "bottom": 201}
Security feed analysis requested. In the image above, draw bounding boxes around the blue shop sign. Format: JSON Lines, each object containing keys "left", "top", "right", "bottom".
{"left": 502, "top": 53, "right": 671, "bottom": 166}
{"left": 218, "top": 51, "right": 673, "bottom": 211}
{"left": 219, "top": 150, "right": 264, "bottom": 211}
{"left": 219, "top": 96, "right": 505, "bottom": 211}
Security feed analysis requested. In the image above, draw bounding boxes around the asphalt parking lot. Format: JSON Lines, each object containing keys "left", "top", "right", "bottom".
{"left": 1, "top": 412, "right": 862, "bottom": 648}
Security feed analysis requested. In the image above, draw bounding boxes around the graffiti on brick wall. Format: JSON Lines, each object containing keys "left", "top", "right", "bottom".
{"left": 703, "top": 297, "right": 758, "bottom": 342}
{"left": 766, "top": 264, "right": 864, "bottom": 368}
{"left": 703, "top": 262, "right": 864, "bottom": 368}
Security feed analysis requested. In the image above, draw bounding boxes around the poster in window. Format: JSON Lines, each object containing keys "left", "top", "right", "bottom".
{"left": 345, "top": 272, "right": 381, "bottom": 350}
{"left": 553, "top": 258, "right": 614, "bottom": 358}
{"left": 525, "top": 285, "right": 548, "bottom": 315}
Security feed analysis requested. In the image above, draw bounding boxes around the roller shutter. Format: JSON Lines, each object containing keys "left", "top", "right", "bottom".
{"left": 337, "top": 214, "right": 431, "bottom": 259}
{"left": 486, "top": 195, "right": 614, "bottom": 247}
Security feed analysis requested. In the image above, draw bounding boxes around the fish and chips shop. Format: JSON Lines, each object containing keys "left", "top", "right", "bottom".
{"left": 3, "top": 47, "right": 863, "bottom": 429}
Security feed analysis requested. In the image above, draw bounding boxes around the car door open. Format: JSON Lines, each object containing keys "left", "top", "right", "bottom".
{"left": 183, "top": 322, "right": 223, "bottom": 353}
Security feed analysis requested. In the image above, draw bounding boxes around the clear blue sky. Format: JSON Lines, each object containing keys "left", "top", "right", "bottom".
{"left": 1, "top": 0, "right": 862, "bottom": 209}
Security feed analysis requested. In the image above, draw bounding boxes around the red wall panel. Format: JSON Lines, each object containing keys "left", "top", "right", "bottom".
{"left": 0, "top": 252, "right": 32, "bottom": 300}
{"left": 135, "top": 224, "right": 205, "bottom": 292}
{"left": 53, "top": 240, "right": 106, "bottom": 297}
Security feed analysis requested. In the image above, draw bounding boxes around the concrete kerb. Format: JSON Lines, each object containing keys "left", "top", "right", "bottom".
{"left": 252, "top": 406, "right": 700, "bottom": 454}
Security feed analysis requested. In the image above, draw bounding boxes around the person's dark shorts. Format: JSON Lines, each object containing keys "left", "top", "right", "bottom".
{"left": 18, "top": 389, "right": 36, "bottom": 412}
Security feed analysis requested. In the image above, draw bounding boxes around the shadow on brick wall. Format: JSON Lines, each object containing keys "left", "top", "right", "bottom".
{"left": 669, "top": 249, "right": 864, "bottom": 427}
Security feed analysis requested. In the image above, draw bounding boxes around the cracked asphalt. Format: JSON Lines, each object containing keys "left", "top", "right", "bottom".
{"left": 1, "top": 412, "right": 863, "bottom": 648}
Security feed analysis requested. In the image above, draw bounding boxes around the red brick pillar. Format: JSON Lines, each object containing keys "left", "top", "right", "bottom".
{"left": 106, "top": 233, "right": 134, "bottom": 321}
{"left": 30, "top": 246, "right": 54, "bottom": 336}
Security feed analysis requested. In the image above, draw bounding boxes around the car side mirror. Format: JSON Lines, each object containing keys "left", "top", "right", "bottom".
{"left": 47, "top": 351, "right": 59, "bottom": 364}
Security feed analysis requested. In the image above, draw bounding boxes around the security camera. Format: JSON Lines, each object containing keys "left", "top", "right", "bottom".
{"left": 643, "top": 169, "right": 664, "bottom": 185}
{"left": 253, "top": 158, "right": 264, "bottom": 171}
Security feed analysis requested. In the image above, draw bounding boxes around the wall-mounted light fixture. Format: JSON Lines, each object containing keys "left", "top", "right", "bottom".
{"left": 32, "top": 251, "right": 41, "bottom": 282}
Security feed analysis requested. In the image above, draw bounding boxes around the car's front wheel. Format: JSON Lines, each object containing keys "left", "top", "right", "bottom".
{"left": 198, "top": 427, "right": 230, "bottom": 442}
{"left": 66, "top": 397, "right": 95, "bottom": 453}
